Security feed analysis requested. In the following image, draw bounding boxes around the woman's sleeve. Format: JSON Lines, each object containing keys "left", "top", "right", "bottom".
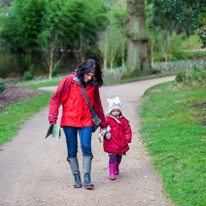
{"left": 123, "top": 118, "right": 132, "bottom": 143}
{"left": 94, "top": 86, "right": 107, "bottom": 128}
{"left": 48, "top": 75, "right": 72, "bottom": 124}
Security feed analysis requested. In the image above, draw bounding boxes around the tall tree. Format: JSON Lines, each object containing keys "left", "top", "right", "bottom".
{"left": 97, "top": 0, "right": 126, "bottom": 69}
{"left": 0, "top": 0, "right": 107, "bottom": 78}
{"left": 162, "top": 0, "right": 206, "bottom": 48}
{"left": 123, "top": 0, "right": 151, "bottom": 78}
{"left": 147, "top": 0, "right": 190, "bottom": 39}
{"left": 38, "top": 0, "right": 107, "bottom": 79}
{"left": 146, "top": 2, "right": 187, "bottom": 65}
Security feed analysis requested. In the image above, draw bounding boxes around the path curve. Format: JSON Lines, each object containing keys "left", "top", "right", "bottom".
{"left": 0, "top": 76, "right": 176, "bottom": 206}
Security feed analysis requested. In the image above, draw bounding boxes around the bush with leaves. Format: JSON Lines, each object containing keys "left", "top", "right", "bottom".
{"left": 23, "top": 64, "right": 34, "bottom": 80}
{"left": 175, "top": 66, "right": 206, "bottom": 85}
{"left": 0, "top": 78, "right": 7, "bottom": 94}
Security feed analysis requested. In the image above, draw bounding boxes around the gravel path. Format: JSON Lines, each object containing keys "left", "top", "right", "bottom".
{"left": 0, "top": 76, "right": 176, "bottom": 206}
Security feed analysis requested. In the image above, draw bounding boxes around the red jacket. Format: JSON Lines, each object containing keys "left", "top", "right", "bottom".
{"left": 103, "top": 116, "right": 132, "bottom": 154}
{"left": 48, "top": 72, "right": 107, "bottom": 128}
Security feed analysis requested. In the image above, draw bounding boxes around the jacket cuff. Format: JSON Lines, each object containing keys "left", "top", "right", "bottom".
{"left": 100, "top": 123, "right": 107, "bottom": 128}
{"left": 49, "top": 121, "right": 56, "bottom": 125}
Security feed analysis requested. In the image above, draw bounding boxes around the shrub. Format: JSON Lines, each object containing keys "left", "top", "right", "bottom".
{"left": 175, "top": 66, "right": 206, "bottom": 85}
{"left": 0, "top": 78, "right": 7, "bottom": 93}
{"left": 23, "top": 64, "right": 34, "bottom": 80}
{"left": 52, "top": 68, "right": 58, "bottom": 77}
{"left": 0, "top": 53, "right": 25, "bottom": 78}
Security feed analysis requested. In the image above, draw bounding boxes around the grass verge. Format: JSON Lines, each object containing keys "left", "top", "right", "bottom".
{"left": 14, "top": 70, "right": 184, "bottom": 89}
{"left": 180, "top": 50, "right": 206, "bottom": 59}
{"left": 15, "top": 78, "right": 64, "bottom": 89}
{"left": 104, "top": 70, "right": 184, "bottom": 84}
{"left": 140, "top": 81, "right": 206, "bottom": 206}
{"left": 0, "top": 90, "right": 53, "bottom": 147}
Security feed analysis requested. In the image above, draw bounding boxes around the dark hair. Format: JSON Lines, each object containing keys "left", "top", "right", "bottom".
{"left": 76, "top": 59, "right": 103, "bottom": 87}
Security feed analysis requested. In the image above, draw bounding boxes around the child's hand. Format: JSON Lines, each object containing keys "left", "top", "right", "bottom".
{"left": 105, "top": 133, "right": 111, "bottom": 140}
{"left": 106, "top": 125, "right": 111, "bottom": 132}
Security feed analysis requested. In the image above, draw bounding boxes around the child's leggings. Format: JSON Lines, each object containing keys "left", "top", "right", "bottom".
{"left": 109, "top": 154, "right": 122, "bottom": 164}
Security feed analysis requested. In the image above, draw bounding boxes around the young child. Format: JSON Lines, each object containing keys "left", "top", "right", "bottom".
{"left": 103, "top": 97, "right": 132, "bottom": 180}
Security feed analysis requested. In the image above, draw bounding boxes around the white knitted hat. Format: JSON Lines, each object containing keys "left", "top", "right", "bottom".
{"left": 107, "top": 97, "right": 125, "bottom": 116}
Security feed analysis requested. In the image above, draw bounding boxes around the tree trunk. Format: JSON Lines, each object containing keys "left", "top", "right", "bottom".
{"left": 49, "top": 47, "right": 54, "bottom": 80}
{"left": 151, "top": 40, "right": 154, "bottom": 67}
{"left": 110, "top": 48, "right": 114, "bottom": 69}
{"left": 123, "top": 0, "right": 151, "bottom": 78}
{"left": 103, "top": 57, "right": 107, "bottom": 70}
{"left": 1, "top": 0, "right": 12, "bottom": 5}
{"left": 110, "top": 60, "right": 113, "bottom": 70}
{"left": 103, "top": 38, "right": 108, "bottom": 69}
{"left": 160, "top": 45, "right": 167, "bottom": 68}
{"left": 122, "top": 40, "right": 125, "bottom": 67}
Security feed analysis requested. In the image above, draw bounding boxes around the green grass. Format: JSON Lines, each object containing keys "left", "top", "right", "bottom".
{"left": 104, "top": 70, "right": 184, "bottom": 84}
{"left": 181, "top": 50, "right": 206, "bottom": 58}
{"left": 0, "top": 90, "right": 53, "bottom": 147}
{"left": 140, "top": 82, "right": 206, "bottom": 205}
{"left": 12, "top": 69, "right": 184, "bottom": 88}
{"left": 13, "top": 76, "right": 65, "bottom": 89}
{"left": 21, "top": 79, "right": 62, "bottom": 89}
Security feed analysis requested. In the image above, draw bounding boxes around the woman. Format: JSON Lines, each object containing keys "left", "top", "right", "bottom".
{"left": 48, "top": 59, "right": 107, "bottom": 189}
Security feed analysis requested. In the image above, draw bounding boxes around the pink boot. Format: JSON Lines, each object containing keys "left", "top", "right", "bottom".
{"left": 115, "top": 161, "right": 120, "bottom": 175}
{"left": 109, "top": 164, "right": 116, "bottom": 180}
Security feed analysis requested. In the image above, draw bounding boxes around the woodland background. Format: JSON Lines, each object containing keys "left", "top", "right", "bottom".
{"left": 0, "top": 0, "right": 206, "bottom": 81}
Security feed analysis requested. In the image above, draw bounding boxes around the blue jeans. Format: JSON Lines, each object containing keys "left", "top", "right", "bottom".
{"left": 63, "top": 126, "right": 93, "bottom": 158}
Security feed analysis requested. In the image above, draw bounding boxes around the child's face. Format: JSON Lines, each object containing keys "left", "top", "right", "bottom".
{"left": 111, "top": 108, "right": 121, "bottom": 118}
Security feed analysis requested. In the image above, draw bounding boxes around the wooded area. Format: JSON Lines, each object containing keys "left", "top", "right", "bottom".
{"left": 0, "top": 0, "right": 205, "bottom": 80}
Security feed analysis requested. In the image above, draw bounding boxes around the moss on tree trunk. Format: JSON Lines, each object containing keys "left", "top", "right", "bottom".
{"left": 123, "top": 0, "right": 151, "bottom": 79}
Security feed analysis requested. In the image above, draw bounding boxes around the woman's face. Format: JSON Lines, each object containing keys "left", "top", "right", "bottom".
{"left": 84, "top": 72, "right": 95, "bottom": 83}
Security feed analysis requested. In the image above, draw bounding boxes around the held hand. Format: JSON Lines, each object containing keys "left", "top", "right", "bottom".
{"left": 100, "top": 128, "right": 107, "bottom": 136}
{"left": 105, "top": 133, "right": 111, "bottom": 140}
{"left": 106, "top": 125, "right": 111, "bottom": 132}
{"left": 98, "top": 126, "right": 111, "bottom": 143}
{"left": 98, "top": 127, "right": 107, "bottom": 143}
